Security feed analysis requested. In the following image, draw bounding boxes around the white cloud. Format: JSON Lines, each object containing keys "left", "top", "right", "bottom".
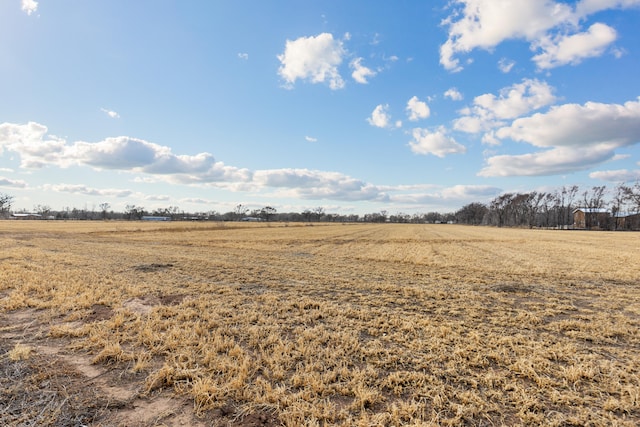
{"left": 0, "top": 121, "right": 67, "bottom": 168}
{"left": 498, "top": 58, "right": 515, "bottom": 73}
{"left": 532, "top": 23, "right": 617, "bottom": 69}
{"left": 305, "top": 136, "right": 318, "bottom": 143}
{"left": 454, "top": 79, "right": 556, "bottom": 134}
{"left": 440, "top": 184, "right": 502, "bottom": 199}
{"left": 409, "top": 127, "right": 467, "bottom": 157}
{"left": 589, "top": 169, "right": 640, "bottom": 182}
{"left": 479, "top": 145, "right": 617, "bottom": 177}
{"left": 444, "top": 88, "right": 463, "bottom": 101}
{"left": 101, "top": 108, "right": 120, "bottom": 119}
{"left": 0, "top": 122, "right": 251, "bottom": 183}
{"left": 575, "top": 0, "right": 640, "bottom": 18}
{"left": 21, "top": 0, "right": 38, "bottom": 15}
{"left": 390, "top": 184, "right": 501, "bottom": 205}
{"left": 367, "top": 104, "right": 392, "bottom": 128}
{"left": 350, "top": 58, "right": 376, "bottom": 84}
{"left": 406, "top": 96, "right": 430, "bottom": 121}
{"left": 146, "top": 194, "right": 171, "bottom": 201}
{"left": 277, "top": 33, "right": 346, "bottom": 90}
{"left": 237, "top": 53, "right": 249, "bottom": 60}
{"left": 44, "top": 184, "right": 133, "bottom": 197}
{"left": 495, "top": 98, "right": 640, "bottom": 148}
{"left": 0, "top": 176, "right": 27, "bottom": 188}
{"left": 480, "top": 98, "right": 640, "bottom": 176}
{"left": 440, "top": 0, "right": 636, "bottom": 71}
{"left": 253, "top": 169, "right": 386, "bottom": 202}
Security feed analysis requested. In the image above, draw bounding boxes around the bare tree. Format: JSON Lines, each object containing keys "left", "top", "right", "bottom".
{"left": 99, "top": 202, "right": 111, "bottom": 220}
{"left": 0, "top": 193, "right": 14, "bottom": 217}
{"left": 489, "top": 193, "right": 514, "bottom": 227}
{"left": 234, "top": 204, "right": 249, "bottom": 220}
{"left": 313, "top": 207, "right": 325, "bottom": 222}
{"left": 260, "top": 206, "right": 277, "bottom": 222}
{"left": 455, "top": 202, "right": 488, "bottom": 225}
{"left": 125, "top": 205, "right": 145, "bottom": 220}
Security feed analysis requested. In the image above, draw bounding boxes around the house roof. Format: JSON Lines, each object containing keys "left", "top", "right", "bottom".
{"left": 573, "top": 208, "right": 609, "bottom": 214}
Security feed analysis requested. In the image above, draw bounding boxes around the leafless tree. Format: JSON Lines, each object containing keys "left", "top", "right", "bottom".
{"left": 0, "top": 193, "right": 14, "bottom": 217}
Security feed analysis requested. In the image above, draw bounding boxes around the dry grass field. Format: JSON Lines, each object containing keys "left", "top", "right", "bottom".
{"left": 0, "top": 221, "right": 639, "bottom": 426}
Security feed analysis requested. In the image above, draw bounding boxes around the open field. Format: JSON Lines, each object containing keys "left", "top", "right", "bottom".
{"left": 1, "top": 221, "right": 639, "bottom": 426}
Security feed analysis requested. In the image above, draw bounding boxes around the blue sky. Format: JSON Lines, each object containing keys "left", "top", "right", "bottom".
{"left": 1, "top": 1, "right": 640, "bottom": 215}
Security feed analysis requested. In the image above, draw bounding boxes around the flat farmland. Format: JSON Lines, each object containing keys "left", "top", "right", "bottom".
{"left": 1, "top": 221, "right": 639, "bottom": 426}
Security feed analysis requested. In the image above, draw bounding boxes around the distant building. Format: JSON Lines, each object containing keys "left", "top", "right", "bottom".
{"left": 241, "top": 217, "right": 262, "bottom": 222}
{"left": 573, "top": 208, "right": 609, "bottom": 229}
{"left": 141, "top": 216, "right": 171, "bottom": 221}
{"left": 11, "top": 213, "right": 42, "bottom": 220}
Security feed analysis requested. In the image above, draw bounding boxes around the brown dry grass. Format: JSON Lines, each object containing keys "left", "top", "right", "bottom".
{"left": 1, "top": 221, "right": 639, "bottom": 426}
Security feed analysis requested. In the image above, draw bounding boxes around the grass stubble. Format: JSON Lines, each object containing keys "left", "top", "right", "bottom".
{"left": 0, "top": 221, "right": 639, "bottom": 426}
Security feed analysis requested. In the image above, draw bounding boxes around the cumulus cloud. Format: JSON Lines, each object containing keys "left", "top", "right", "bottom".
{"left": 101, "top": 108, "right": 120, "bottom": 119}
{"left": 367, "top": 104, "right": 393, "bottom": 128}
{"left": 253, "top": 169, "right": 386, "bottom": 202}
{"left": 0, "top": 121, "right": 67, "bottom": 168}
{"left": 350, "top": 58, "right": 376, "bottom": 84}
{"left": 305, "top": 136, "right": 318, "bottom": 142}
{"left": 532, "top": 23, "right": 617, "bottom": 69}
{"left": 390, "top": 184, "right": 501, "bottom": 205}
{"left": 44, "top": 184, "right": 133, "bottom": 197}
{"left": 0, "top": 122, "right": 251, "bottom": 183}
{"left": 409, "top": 127, "right": 467, "bottom": 157}
{"left": 0, "top": 176, "right": 27, "bottom": 188}
{"left": 454, "top": 79, "right": 556, "bottom": 134}
{"left": 479, "top": 145, "right": 617, "bottom": 177}
{"left": 406, "top": 96, "right": 430, "bottom": 121}
{"left": 495, "top": 98, "right": 640, "bottom": 148}
{"left": 21, "top": 0, "right": 38, "bottom": 15}
{"left": 277, "top": 33, "right": 346, "bottom": 89}
{"left": 440, "top": 0, "right": 634, "bottom": 71}
{"left": 498, "top": 58, "right": 515, "bottom": 73}
{"left": 237, "top": 53, "right": 249, "bottom": 60}
{"left": 589, "top": 169, "right": 640, "bottom": 182}
{"left": 444, "top": 88, "right": 463, "bottom": 101}
{"left": 480, "top": 98, "right": 640, "bottom": 176}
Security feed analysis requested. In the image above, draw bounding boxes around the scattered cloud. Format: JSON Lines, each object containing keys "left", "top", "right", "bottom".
{"left": 454, "top": 79, "right": 556, "bottom": 134}
{"left": 589, "top": 169, "right": 640, "bottom": 182}
{"left": 0, "top": 176, "right": 27, "bottom": 188}
{"left": 478, "top": 145, "right": 617, "bottom": 177}
{"left": 44, "top": 184, "right": 133, "bottom": 197}
{"left": 498, "top": 58, "right": 515, "bottom": 73}
{"left": 0, "top": 122, "right": 251, "bottom": 183}
{"left": 305, "top": 136, "right": 318, "bottom": 142}
{"left": 409, "top": 127, "right": 467, "bottom": 157}
{"left": 532, "top": 23, "right": 617, "bottom": 69}
{"left": 145, "top": 194, "right": 171, "bottom": 201}
{"left": 237, "top": 52, "right": 249, "bottom": 60}
{"left": 367, "top": 104, "right": 392, "bottom": 128}
{"left": 100, "top": 108, "right": 120, "bottom": 119}
{"left": 479, "top": 98, "right": 640, "bottom": 176}
{"left": 350, "top": 57, "right": 376, "bottom": 84}
{"left": 253, "top": 169, "right": 387, "bottom": 202}
{"left": 0, "top": 118, "right": 515, "bottom": 209}
{"left": 444, "top": 88, "right": 463, "bottom": 101}
{"left": 495, "top": 98, "right": 640, "bottom": 148}
{"left": 21, "top": 0, "right": 38, "bottom": 16}
{"left": 277, "top": 33, "right": 346, "bottom": 90}
{"left": 406, "top": 96, "right": 430, "bottom": 121}
{"left": 390, "top": 184, "right": 501, "bottom": 205}
{"left": 440, "top": 0, "right": 636, "bottom": 71}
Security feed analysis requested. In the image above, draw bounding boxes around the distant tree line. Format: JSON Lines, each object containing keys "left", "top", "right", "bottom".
{"left": 1, "top": 181, "right": 639, "bottom": 229}
{"left": 455, "top": 183, "right": 640, "bottom": 230}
